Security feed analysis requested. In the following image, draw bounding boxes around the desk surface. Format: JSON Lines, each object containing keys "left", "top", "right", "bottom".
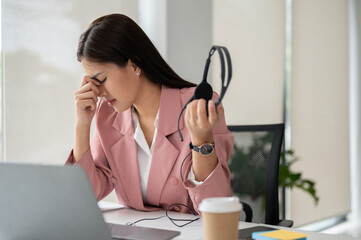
{"left": 102, "top": 208, "right": 357, "bottom": 240}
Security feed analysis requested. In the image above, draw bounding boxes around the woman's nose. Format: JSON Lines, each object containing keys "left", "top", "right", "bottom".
{"left": 98, "top": 86, "right": 107, "bottom": 98}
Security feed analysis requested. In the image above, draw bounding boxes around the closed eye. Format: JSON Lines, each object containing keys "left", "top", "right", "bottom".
{"left": 97, "top": 77, "right": 107, "bottom": 85}
{"left": 92, "top": 76, "right": 107, "bottom": 85}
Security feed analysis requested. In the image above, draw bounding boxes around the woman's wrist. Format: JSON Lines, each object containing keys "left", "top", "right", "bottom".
{"left": 189, "top": 131, "right": 214, "bottom": 146}
{"left": 75, "top": 118, "right": 92, "bottom": 130}
{"left": 74, "top": 124, "right": 91, "bottom": 162}
{"left": 188, "top": 131, "right": 217, "bottom": 181}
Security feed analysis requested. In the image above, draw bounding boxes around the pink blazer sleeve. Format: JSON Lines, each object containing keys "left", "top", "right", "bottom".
{"left": 183, "top": 126, "right": 234, "bottom": 214}
{"left": 178, "top": 90, "right": 234, "bottom": 214}
{"left": 65, "top": 131, "right": 115, "bottom": 201}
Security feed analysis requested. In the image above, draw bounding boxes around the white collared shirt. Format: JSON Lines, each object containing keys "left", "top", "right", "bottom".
{"left": 131, "top": 107, "right": 204, "bottom": 203}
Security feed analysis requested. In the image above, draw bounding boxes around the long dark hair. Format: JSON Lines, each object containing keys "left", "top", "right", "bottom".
{"left": 77, "top": 14, "right": 196, "bottom": 89}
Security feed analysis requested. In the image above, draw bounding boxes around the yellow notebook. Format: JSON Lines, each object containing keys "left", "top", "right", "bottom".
{"left": 252, "top": 229, "right": 307, "bottom": 240}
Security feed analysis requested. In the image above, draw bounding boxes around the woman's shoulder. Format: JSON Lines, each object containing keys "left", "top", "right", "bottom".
{"left": 178, "top": 86, "right": 197, "bottom": 106}
{"left": 178, "top": 85, "right": 220, "bottom": 102}
{"left": 179, "top": 86, "right": 197, "bottom": 95}
{"left": 161, "top": 85, "right": 196, "bottom": 106}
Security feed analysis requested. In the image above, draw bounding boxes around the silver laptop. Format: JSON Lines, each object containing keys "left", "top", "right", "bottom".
{"left": 0, "top": 163, "right": 180, "bottom": 240}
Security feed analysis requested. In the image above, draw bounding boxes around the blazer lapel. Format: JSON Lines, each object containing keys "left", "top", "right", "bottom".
{"left": 110, "top": 109, "right": 144, "bottom": 210}
{"left": 146, "top": 86, "right": 184, "bottom": 206}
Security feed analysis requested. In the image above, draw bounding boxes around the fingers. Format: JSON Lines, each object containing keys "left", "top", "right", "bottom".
{"left": 216, "top": 102, "right": 224, "bottom": 118}
{"left": 74, "top": 91, "right": 98, "bottom": 112}
{"left": 75, "top": 76, "right": 101, "bottom": 112}
{"left": 80, "top": 75, "right": 101, "bottom": 87}
{"left": 76, "top": 99, "right": 97, "bottom": 111}
{"left": 188, "top": 100, "right": 198, "bottom": 124}
{"left": 208, "top": 100, "right": 217, "bottom": 125}
{"left": 75, "top": 91, "right": 98, "bottom": 105}
{"left": 197, "top": 100, "right": 207, "bottom": 127}
{"left": 78, "top": 76, "right": 101, "bottom": 98}
{"left": 76, "top": 76, "right": 100, "bottom": 98}
{"left": 208, "top": 100, "right": 224, "bottom": 125}
{"left": 74, "top": 83, "right": 99, "bottom": 104}
{"left": 186, "top": 99, "right": 223, "bottom": 129}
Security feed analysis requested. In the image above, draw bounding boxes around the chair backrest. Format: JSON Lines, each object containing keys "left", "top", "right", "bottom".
{"left": 227, "top": 124, "right": 284, "bottom": 225}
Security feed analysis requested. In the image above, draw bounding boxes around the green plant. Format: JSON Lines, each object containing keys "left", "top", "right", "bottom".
{"left": 228, "top": 132, "right": 319, "bottom": 205}
{"left": 228, "top": 135, "right": 269, "bottom": 200}
{"left": 279, "top": 149, "right": 319, "bottom": 205}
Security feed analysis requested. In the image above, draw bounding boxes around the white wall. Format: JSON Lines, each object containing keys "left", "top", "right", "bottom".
{"left": 349, "top": 0, "right": 361, "bottom": 226}
{"left": 213, "top": 0, "right": 286, "bottom": 125}
{"left": 138, "top": 0, "right": 167, "bottom": 59}
{"left": 291, "top": 0, "right": 351, "bottom": 226}
{"left": 167, "top": 0, "right": 212, "bottom": 84}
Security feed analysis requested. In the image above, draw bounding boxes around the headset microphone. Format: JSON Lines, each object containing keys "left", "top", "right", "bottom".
{"left": 177, "top": 45, "right": 232, "bottom": 142}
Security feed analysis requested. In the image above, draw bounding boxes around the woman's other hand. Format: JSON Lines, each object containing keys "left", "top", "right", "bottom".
{"left": 185, "top": 99, "right": 224, "bottom": 146}
{"left": 74, "top": 76, "right": 101, "bottom": 128}
{"left": 73, "top": 76, "right": 101, "bottom": 162}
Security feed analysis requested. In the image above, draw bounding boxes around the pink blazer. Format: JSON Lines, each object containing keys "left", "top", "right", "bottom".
{"left": 66, "top": 85, "right": 234, "bottom": 213}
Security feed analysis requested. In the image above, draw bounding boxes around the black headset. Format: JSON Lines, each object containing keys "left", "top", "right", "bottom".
{"left": 177, "top": 45, "right": 232, "bottom": 142}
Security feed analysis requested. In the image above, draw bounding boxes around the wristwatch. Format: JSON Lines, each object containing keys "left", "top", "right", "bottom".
{"left": 189, "top": 142, "right": 215, "bottom": 156}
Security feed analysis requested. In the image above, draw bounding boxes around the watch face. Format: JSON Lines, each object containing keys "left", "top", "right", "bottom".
{"left": 200, "top": 144, "right": 214, "bottom": 155}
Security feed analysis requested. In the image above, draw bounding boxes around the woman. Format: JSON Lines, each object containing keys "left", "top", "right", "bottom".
{"left": 66, "top": 13, "right": 234, "bottom": 214}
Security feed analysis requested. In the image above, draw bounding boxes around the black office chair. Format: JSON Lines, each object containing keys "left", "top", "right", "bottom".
{"left": 227, "top": 124, "right": 293, "bottom": 227}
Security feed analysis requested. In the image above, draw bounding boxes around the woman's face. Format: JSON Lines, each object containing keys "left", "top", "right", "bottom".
{"left": 81, "top": 59, "right": 141, "bottom": 112}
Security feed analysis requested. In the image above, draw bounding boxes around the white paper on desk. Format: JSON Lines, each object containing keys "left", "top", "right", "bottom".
{"left": 98, "top": 201, "right": 126, "bottom": 212}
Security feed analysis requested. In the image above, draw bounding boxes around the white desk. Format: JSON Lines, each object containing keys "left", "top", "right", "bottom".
{"left": 102, "top": 208, "right": 357, "bottom": 240}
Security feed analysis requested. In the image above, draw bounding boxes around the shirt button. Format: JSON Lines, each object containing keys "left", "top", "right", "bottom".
{"left": 111, "top": 177, "right": 117, "bottom": 184}
{"left": 170, "top": 177, "right": 179, "bottom": 185}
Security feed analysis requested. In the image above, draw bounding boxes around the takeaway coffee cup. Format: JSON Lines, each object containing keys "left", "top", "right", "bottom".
{"left": 199, "top": 197, "right": 242, "bottom": 240}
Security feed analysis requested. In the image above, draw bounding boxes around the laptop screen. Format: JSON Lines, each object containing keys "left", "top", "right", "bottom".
{"left": 0, "top": 163, "right": 112, "bottom": 240}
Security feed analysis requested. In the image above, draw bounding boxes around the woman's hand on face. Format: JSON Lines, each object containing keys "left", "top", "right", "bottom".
{"left": 185, "top": 99, "right": 224, "bottom": 145}
{"left": 74, "top": 76, "right": 101, "bottom": 127}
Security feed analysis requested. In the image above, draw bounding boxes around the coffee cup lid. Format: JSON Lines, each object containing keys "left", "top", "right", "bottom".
{"left": 198, "top": 197, "right": 242, "bottom": 213}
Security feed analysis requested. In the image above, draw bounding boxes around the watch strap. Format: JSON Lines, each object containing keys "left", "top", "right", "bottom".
{"left": 189, "top": 142, "right": 215, "bottom": 156}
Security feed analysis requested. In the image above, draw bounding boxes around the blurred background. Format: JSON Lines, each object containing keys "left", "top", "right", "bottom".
{"left": 1, "top": 0, "right": 360, "bottom": 238}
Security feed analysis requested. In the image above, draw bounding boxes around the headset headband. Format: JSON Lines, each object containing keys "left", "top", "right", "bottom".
{"left": 201, "top": 45, "right": 232, "bottom": 106}
{"left": 177, "top": 45, "right": 232, "bottom": 141}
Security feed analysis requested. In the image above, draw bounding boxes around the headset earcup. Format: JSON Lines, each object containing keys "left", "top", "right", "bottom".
{"left": 194, "top": 82, "right": 213, "bottom": 101}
